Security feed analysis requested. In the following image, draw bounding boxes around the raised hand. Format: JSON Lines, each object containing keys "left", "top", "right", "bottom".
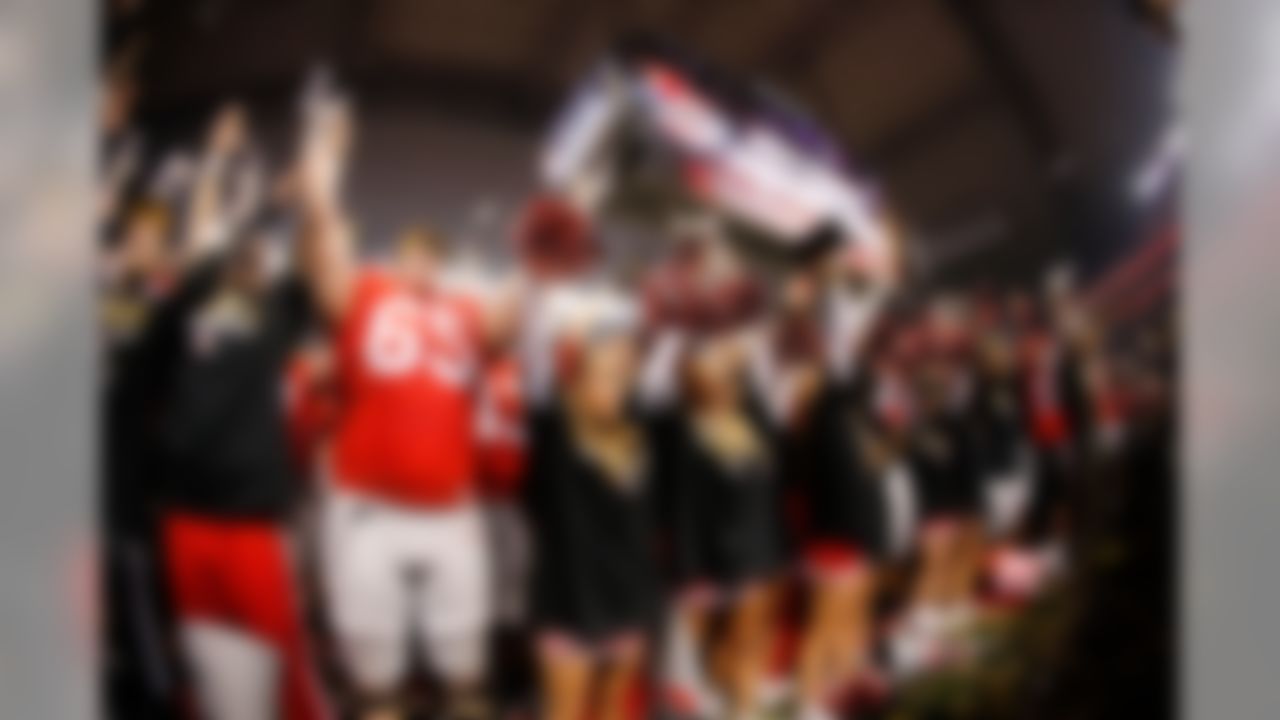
{"left": 293, "top": 87, "right": 358, "bottom": 320}
{"left": 205, "top": 102, "right": 247, "bottom": 160}
{"left": 296, "top": 93, "right": 353, "bottom": 215}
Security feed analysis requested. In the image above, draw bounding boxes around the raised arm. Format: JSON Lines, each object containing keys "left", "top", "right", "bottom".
{"left": 743, "top": 320, "right": 790, "bottom": 425}
{"left": 635, "top": 327, "right": 686, "bottom": 411}
{"left": 181, "top": 106, "right": 243, "bottom": 265}
{"left": 823, "top": 284, "right": 886, "bottom": 383}
{"left": 294, "top": 94, "right": 357, "bottom": 321}
{"left": 743, "top": 320, "right": 823, "bottom": 429}
{"left": 520, "top": 281, "right": 641, "bottom": 408}
{"left": 519, "top": 282, "right": 568, "bottom": 408}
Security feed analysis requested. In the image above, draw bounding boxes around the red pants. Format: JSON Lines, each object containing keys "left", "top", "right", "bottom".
{"left": 162, "top": 512, "right": 329, "bottom": 720}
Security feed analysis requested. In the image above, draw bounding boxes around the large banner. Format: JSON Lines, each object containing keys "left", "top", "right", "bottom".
{"left": 541, "top": 38, "right": 896, "bottom": 280}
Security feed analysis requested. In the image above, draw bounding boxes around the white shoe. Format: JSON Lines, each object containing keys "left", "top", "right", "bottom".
{"left": 890, "top": 610, "right": 945, "bottom": 678}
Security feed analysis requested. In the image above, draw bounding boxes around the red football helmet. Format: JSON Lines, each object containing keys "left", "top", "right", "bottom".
{"left": 514, "top": 194, "right": 596, "bottom": 278}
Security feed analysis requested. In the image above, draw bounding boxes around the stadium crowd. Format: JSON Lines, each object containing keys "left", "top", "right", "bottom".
{"left": 100, "top": 57, "right": 1174, "bottom": 720}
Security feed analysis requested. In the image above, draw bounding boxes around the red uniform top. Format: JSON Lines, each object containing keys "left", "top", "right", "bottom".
{"left": 475, "top": 355, "right": 526, "bottom": 500}
{"left": 1020, "top": 331, "right": 1070, "bottom": 449}
{"left": 284, "top": 351, "right": 338, "bottom": 476}
{"left": 330, "top": 270, "right": 483, "bottom": 506}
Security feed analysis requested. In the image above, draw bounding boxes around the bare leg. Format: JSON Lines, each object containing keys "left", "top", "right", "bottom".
{"left": 830, "top": 568, "right": 878, "bottom": 692}
{"left": 599, "top": 634, "right": 646, "bottom": 720}
{"left": 680, "top": 593, "right": 712, "bottom": 683}
{"left": 662, "top": 591, "right": 721, "bottom": 717}
{"left": 538, "top": 637, "right": 592, "bottom": 720}
{"left": 945, "top": 520, "right": 983, "bottom": 605}
{"left": 797, "top": 577, "right": 854, "bottom": 713}
{"left": 896, "top": 524, "right": 960, "bottom": 673}
{"left": 911, "top": 524, "right": 954, "bottom": 612}
{"left": 721, "top": 584, "right": 775, "bottom": 717}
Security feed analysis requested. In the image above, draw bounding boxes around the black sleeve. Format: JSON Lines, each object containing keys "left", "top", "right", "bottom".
{"left": 949, "top": 411, "right": 983, "bottom": 492}
{"left": 806, "top": 379, "right": 863, "bottom": 532}
{"left": 638, "top": 403, "right": 681, "bottom": 526}
{"left": 272, "top": 273, "right": 315, "bottom": 344}
{"left": 128, "top": 259, "right": 222, "bottom": 407}
{"left": 745, "top": 380, "right": 777, "bottom": 439}
{"left": 524, "top": 404, "right": 599, "bottom": 629}
{"left": 666, "top": 420, "right": 707, "bottom": 585}
{"left": 809, "top": 379, "right": 851, "bottom": 462}
{"left": 169, "top": 257, "right": 223, "bottom": 314}
{"left": 1060, "top": 349, "right": 1091, "bottom": 445}
{"left": 970, "top": 394, "right": 996, "bottom": 475}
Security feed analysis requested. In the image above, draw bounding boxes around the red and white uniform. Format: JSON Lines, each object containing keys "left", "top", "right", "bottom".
{"left": 164, "top": 514, "right": 331, "bottom": 720}
{"left": 330, "top": 270, "right": 484, "bottom": 504}
{"left": 320, "top": 269, "right": 492, "bottom": 691}
{"left": 284, "top": 351, "right": 337, "bottom": 478}
{"left": 476, "top": 355, "right": 532, "bottom": 625}
{"left": 476, "top": 356, "right": 527, "bottom": 500}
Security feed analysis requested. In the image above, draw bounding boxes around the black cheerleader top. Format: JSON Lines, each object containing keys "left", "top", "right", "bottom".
{"left": 524, "top": 401, "right": 659, "bottom": 640}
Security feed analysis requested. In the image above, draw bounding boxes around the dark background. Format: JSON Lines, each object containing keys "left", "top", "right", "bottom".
{"left": 112, "top": 0, "right": 1175, "bottom": 287}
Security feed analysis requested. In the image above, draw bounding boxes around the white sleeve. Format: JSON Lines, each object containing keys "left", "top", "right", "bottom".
{"left": 635, "top": 329, "right": 686, "bottom": 410}
{"left": 519, "top": 282, "right": 639, "bottom": 406}
{"left": 824, "top": 287, "right": 885, "bottom": 382}
{"left": 519, "top": 286, "right": 563, "bottom": 407}
{"left": 745, "top": 324, "right": 792, "bottom": 425}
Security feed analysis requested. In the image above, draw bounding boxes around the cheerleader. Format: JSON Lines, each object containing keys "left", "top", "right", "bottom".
{"left": 793, "top": 252, "right": 891, "bottom": 720}
{"left": 970, "top": 320, "right": 1042, "bottom": 605}
{"left": 518, "top": 198, "right": 659, "bottom": 720}
{"left": 896, "top": 300, "right": 984, "bottom": 669}
{"left": 649, "top": 231, "right": 785, "bottom": 719}
{"left": 972, "top": 321, "right": 1035, "bottom": 541}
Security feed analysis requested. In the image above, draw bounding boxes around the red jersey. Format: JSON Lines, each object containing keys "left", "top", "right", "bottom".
{"left": 1021, "top": 331, "right": 1069, "bottom": 449}
{"left": 476, "top": 356, "right": 526, "bottom": 499}
{"left": 284, "top": 351, "right": 338, "bottom": 476}
{"left": 330, "top": 270, "right": 484, "bottom": 506}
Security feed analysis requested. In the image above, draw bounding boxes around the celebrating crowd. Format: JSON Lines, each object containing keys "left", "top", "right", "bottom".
{"left": 101, "top": 67, "right": 1172, "bottom": 720}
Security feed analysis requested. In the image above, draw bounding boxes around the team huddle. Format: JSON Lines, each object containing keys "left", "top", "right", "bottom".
{"left": 102, "top": 85, "right": 1157, "bottom": 720}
